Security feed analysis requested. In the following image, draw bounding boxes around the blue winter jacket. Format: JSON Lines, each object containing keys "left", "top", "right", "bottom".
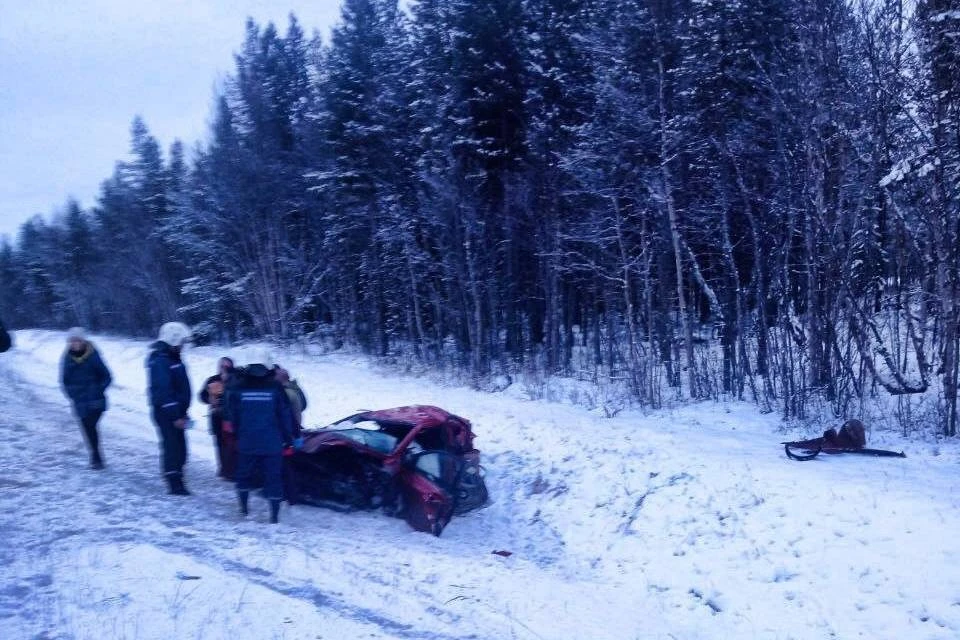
{"left": 147, "top": 341, "right": 192, "bottom": 422}
{"left": 0, "top": 319, "right": 10, "bottom": 353}
{"left": 61, "top": 343, "right": 112, "bottom": 416}
{"left": 226, "top": 365, "right": 294, "bottom": 455}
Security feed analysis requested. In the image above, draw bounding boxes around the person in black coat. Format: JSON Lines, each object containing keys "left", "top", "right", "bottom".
{"left": 60, "top": 327, "right": 112, "bottom": 469}
{"left": 0, "top": 318, "right": 11, "bottom": 353}
{"left": 224, "top": 363, "right": 295, "bottom": 523}
{"left": 199, "top": 356, "right": 236, "bottom": 479}
{"left": 147, "top": 322, "right": 193, "bottom": 495}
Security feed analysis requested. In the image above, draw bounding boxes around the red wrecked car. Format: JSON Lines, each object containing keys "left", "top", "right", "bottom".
{"left": 289, "top": 405, "right": 489, "bottom": 535}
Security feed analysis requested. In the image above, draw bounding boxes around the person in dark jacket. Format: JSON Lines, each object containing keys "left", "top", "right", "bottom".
{"left": 272, "top": 365, "right": 307, "bottom": 434}
{"left": 0, "top": 318, "right": 11, "bottom": 353}
{"left": 147, "top": 321, "right": 193, "bottom": 496}
{"left": 199, "top": 356, "right": 236, "bottom": 480}
{"left": 60, "top": 327, "right": 112, "bottom": 469}
{"left": 273, "top": 365, "right": 307, "bottom": 504}
{"left": 224, "top": 363, "right": 294, "bottom": 523}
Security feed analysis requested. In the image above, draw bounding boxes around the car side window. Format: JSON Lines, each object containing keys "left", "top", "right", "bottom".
{"left": 411, "top": 451, "right": 461, "bottom": 490}
{"left": 415, "top": 452, "right": 442, "bottom": 478}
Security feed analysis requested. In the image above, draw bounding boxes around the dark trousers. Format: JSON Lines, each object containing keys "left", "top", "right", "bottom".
{"left": 152, "top": 410, "right": 188, "bottom": 477}
{"left": 79, "top": 410, "right": 104, "bottom": 463}
{"left": 209, "top": 412, "right": 237, "bottom": 479}
{"left": 236, "top": 453, "right": 283, "bottom": 501}
{"left": 282, "top": 458, "right": 300, "bottom": 504}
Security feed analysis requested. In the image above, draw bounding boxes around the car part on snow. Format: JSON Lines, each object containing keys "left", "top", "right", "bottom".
{"left": 784, "top": 443, "right": 907, "bottom": 461}
{"left": 783, "top": 419, "right": 906, "bottom": 461}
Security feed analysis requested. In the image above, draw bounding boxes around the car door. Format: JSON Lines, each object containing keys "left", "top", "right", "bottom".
{"left": 397, "top": 451, "right": 464, "bottom": 535}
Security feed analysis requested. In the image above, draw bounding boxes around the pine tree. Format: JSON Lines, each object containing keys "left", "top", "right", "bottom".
{"left": 91, "top": 117, "right": 181, "bottom": 334}
{"left": 178, "top": 16, "right": 319, "bottom": 339}
{"left": 446, "top": 0, "right": 528, "bottom": 378}
{"left": 522, "top": 0, "right": 600, "bottom": 372}
{"left": 309, "top": 0, "right": 413, "bottom": 353}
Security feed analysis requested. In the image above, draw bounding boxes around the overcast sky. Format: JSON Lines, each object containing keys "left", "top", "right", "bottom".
{"left": 0, "top": 0, "right": 343, "bottom": 241}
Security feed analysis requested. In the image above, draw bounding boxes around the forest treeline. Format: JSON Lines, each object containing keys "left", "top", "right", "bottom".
{"left": 1, "top": 1, "right": 958, "bottom": 434}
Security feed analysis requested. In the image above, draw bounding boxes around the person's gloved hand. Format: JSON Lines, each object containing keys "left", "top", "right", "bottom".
{"left": 293, "top": 436, "right": 305, "bottom": 450}
{"left": 282, "top": 445, "right": 294, "bottom": 457}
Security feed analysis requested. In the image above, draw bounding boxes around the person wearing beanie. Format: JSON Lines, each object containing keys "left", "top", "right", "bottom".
{"left": 146, "top": 321, "right": 193, "bottom": 495}
{"left": 60, "top": 327, "right": 112, "bottom": 469}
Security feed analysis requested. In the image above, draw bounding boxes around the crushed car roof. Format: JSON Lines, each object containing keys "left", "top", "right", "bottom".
{"left": 356, "top": 405, "right": 467, "bottom": 427}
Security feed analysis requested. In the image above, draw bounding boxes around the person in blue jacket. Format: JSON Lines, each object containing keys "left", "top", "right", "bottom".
{"left": 60, "top": 327, "right": 112, "bottom": 469}
{"left": 223, "top": 363, "right": 295, "bottom": 523}
{"left": 0, "top": 317, "right": 11, "bottom": 353}
{"left": 147, "top": 321, "right": 193, "bottom": 495}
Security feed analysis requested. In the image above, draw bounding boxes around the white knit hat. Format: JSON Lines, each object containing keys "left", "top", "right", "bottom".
{"left": 66, "top": 327, "right": 86, "bottom": 342}
{"left": 158, "top": 321, "right": 192, "bottom": 347}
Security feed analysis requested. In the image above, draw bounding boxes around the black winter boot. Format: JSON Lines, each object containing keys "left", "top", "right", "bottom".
{"left": 269, "top": 500, "right": 281, "bottom": 524}
{"left": 238, "top": 491, "right": 249, "bottom": 516}
{"left": 168, "top": 474, "right": 190, "bottom": 496}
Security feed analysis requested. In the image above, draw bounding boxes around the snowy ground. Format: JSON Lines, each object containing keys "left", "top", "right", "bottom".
{"left": 2, "top": 330, "right": 959, "bottom": 640}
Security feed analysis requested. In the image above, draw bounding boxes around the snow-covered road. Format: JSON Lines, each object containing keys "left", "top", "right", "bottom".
{"left": 2, "top": 330, "right": 959, "bottom": 639}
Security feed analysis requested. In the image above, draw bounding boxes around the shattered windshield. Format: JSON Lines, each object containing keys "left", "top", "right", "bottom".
{"left": 338, "top": 428, "right": 398, "bottom": 454}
